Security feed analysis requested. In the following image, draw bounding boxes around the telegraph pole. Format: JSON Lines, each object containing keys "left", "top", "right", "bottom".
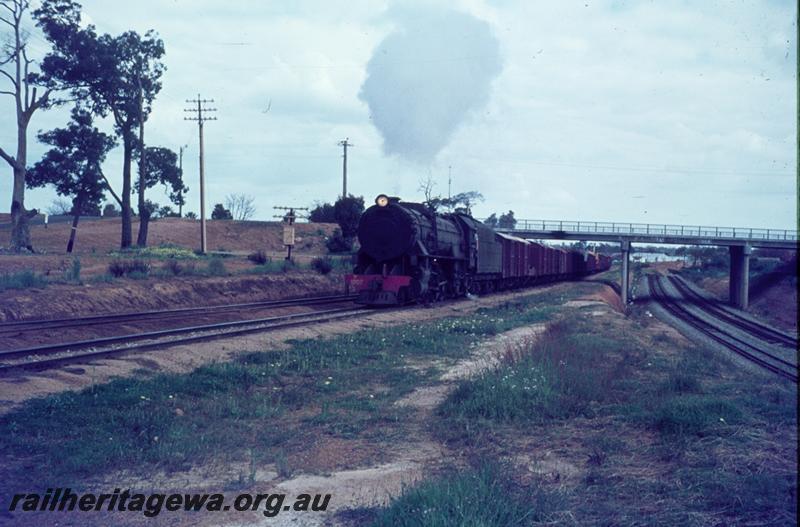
{"left": 338, "top": 138, "right": 352, "bottom": 198}
{"left": 184, "top": 95, "right": 217, "bottom": 254}
{"left": 448, "top": 165, "right": 452, "bottom": 201}
{"left": 178, "top": 144, "right": 188, "bottom": 217}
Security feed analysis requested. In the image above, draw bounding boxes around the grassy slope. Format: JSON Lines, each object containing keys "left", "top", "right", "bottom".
{"left": 1, "top": 279, "right": 795, "bottom": 526}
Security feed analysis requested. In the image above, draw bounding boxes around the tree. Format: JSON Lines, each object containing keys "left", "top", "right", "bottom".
{"left": 211, "top": 203, "right": 232, "bottom": 220}
{"left": 438, "top": 191, "right": 483, "bottom": 215}
{"left": 102, "top": 203, "right": 119, "bottom": 217}
{"left": 27, "top": 106, "right": 116, "bottom": 252}
{"left": 0, "top": 0, "right": 54, "bottom": 251}
{"left": 35, "top": 0, "right": 166, "bottom": 249}
{"left": 334, "top": 194, "right": 364, "bottom": 240}
{"left": 308, "top": 202, "right": 336, "bottom": 223}
{"left": 498, "top": 210, "right": 516, "bottom": 229}
{"left": 483, "top": 213, "right": 498, "bottom": 228}
{"left": 225, "top": 193, "right": 256, "bottom": 221}
{"left": 134, "top": 146, "right": 184, "bottom": 245}
{"left": 422, "top": 190, "right": 484, "bottom": 214}
{"left": 47, "top": 197, "right": 72, "bottom": 215}
{"left": 184, "top": 211, "right": 197, "bottom": 219}
{"left": 155, "top": 204, "right": 178, "bottom": 218}
{"left": 418, "top": 172, "right": 436, "bottom": 207}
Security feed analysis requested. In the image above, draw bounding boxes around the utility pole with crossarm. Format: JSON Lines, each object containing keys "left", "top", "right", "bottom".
{"left": 184, "top": 95, "right": 216, "bottom": 254}
{"left": 338, "top": 138, "right": 353, "bottom": 198}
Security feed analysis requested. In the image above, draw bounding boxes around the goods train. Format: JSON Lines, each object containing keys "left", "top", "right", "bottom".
{"left": 345, "top": 195, "right": 612, "bottom": 306}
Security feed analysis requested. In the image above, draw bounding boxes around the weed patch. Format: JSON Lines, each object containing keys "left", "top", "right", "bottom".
{"left": 0, "top": 270, "right": 47, "bottom": 291}
{"left": 108, "top": 259, "right": 150, "bottom": 278}
{"left": 439, "top": 322, "right": 623, "bottom": 426}
{"left": 369, "top": 463, "right": 564, "bottom": 527}
{"left": 206, "top": 258, "right": 227, "bottom": 276}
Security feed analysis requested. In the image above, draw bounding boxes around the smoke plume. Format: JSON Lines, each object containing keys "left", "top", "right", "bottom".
{"left": 360, "top": 8, "right": 502, "bottom": 163}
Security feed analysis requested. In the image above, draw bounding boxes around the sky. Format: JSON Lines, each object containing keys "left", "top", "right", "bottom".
{"left": 1, "top": 0, "right": 797, "bottom": 229}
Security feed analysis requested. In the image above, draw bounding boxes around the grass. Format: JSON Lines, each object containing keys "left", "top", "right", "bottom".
{"left": 431, "top": 301, "right": 797, "bottom": 525}
{"left": 63, "top": 257, "right": 81, "bottom": 283}
{"left": 248, "top": 259, "right": 305, "bottom": 274}
{"left": 110, "top": 244, "right": 199, "bottom": 260}
{"left": 2, "top": 279, "right": 794, "bottom": 524}
{"left": 0, "top": 291, "right": 558, "bottom": 489}
{"left": 0, "top": 270, "right": 48, "bottom": 291}
{"left": 439, "top": 321, "right": 620, "bottom": 426}
{"left": 367, "top": 463, "right": 565, "bottom": 526}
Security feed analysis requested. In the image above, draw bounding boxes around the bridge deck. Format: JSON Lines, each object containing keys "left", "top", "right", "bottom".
{"left": 496, "top": 220, "right": 798, "bottom": 249}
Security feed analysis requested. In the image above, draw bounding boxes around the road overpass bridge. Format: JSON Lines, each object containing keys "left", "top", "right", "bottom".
{"left": 495, "top": 220, "right": 798, "bottom": 310}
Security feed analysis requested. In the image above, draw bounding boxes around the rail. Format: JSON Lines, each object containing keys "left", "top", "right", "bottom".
{"left": 492, "top": 220, "right": 798, "bottom": 242}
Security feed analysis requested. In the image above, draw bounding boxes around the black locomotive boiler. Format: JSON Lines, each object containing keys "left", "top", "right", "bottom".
{"left": 345, "top": 195, "right": 611, "bottom": 306}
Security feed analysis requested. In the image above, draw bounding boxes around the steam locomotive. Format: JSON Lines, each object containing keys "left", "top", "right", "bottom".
{"left": 345, "top": 195, "right": 611, "bottom": 306}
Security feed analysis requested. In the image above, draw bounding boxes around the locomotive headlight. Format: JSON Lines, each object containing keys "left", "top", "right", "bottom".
{"left": 375, "top": 194, "right": 390, "bottom": 207}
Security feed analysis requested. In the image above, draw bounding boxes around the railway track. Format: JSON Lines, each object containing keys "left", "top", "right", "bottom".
{"left": 666, "top": 275, "right": 798, "bottom": 349}
{"left": 647, "top": 275, "right": 797, "bottom": 383}
{"left": 0, "top": 300, "right": 369, "bottom": 375}
{"left": 0, "top": 293, "right": 357, "bottom": 335}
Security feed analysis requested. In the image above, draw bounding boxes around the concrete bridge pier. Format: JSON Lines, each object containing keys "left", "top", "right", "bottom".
{"left": 620, "top": 240, "right": 631, "bottom": 307}
{"left": 729, "top": 244, "right": 752, "bottom": 309}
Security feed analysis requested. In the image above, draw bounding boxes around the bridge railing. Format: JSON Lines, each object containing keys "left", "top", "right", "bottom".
{"left": 491, "top": 220, "right": 798, "bottom": 242}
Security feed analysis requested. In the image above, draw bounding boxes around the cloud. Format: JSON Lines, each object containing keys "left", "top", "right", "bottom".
{"left": 359, "top": 6, "right": 502, "bottom": 163}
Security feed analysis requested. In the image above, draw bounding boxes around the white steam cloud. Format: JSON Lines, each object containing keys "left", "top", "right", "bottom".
{"left": 360, "top": 8, "right": 502, "bottom": 163}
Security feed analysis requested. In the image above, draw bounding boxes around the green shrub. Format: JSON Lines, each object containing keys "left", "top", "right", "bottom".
{"left": 0, "top": 270, "right": 48, "bottom": 291}
{"left": 110, "top": 244, "right": 198, "bottom": 260}
{"left": 108, "top": 259, "right": 150, "bottom": 278}
{"left": 311, "top": 257, "right": 333, "bottom": 275}
{"left": 64, "top": 258, "right": 81, "bottom": 283}
{"left": 207, "top": 258, "right": 227, "bottom": 276}
{"left": 281, "top": 259, "right": 295, "bottom": 273}
{"left": 247, "top": 250, "right": 269, "bottom": 265}
{"left": 325, "top": 228, "right": 353, "bottom": 253}
{"left": 162, "top": 259, "right": 196, "bottom": 276}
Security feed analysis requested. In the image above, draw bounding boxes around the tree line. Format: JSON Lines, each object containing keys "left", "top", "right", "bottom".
{"left": 1, "top": 0, "right": 186, "bottom": 252}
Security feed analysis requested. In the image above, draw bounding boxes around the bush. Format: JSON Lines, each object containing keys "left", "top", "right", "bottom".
{"left": 207, "top": 258, "right": 227, "bottom": 276}
{"left": 0, "top": 270, "right": 48, "bottom": 291}
{"left": 111, "top": 245, "right": 198, "bottom": 260}
{"left": 311, "top": 257, "right": 333, "bottom": 275}
{"left": 281, "top": 259, "right": 296, "bottom": 273}
{"left": 247, "top": 250, "right": 269, "bottom": 265}
{"left": 325, "top": 228, "right": 353, "bottom": 253}
{"left": 162, "top": 259, "right": 196, "bottom": 276}
{"left": 64, "top": 258, "right": 81, "bottom": 283}
{"left": 308, "top": 202, "right": 336, "bottom": 223}
{"left": 108, "top": 259, "right": 150, "bottom": 278}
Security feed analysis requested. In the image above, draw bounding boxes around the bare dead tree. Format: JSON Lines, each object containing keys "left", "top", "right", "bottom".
{"left": 225, "top": 193, "right": 256, "bottom": 221}
{"left": 418, "top": 171, "right": 436, "bottom": 204}
{"left": 46, "top": 197, "right": 72, "bottom": 215}
{"left": 0, "top": 0, "right": 52, "bottom": 251}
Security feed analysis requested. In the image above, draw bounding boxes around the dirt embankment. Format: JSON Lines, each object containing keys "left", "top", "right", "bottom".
{"left": 678, "top": 266, "right": 798, "bottom": 333}
{"left": 0, "top": 217, "right": 337, "bottom": 255}
{"left": 0, "top": 272, "right": 344, "bottom": 322}
{"left": 750, "top": 275, "right": 798, "bottom": 332}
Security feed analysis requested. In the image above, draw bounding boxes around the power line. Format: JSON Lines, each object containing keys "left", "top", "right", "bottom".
{"left": 184, "top": 95, "right": 217, "bottom": 254}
